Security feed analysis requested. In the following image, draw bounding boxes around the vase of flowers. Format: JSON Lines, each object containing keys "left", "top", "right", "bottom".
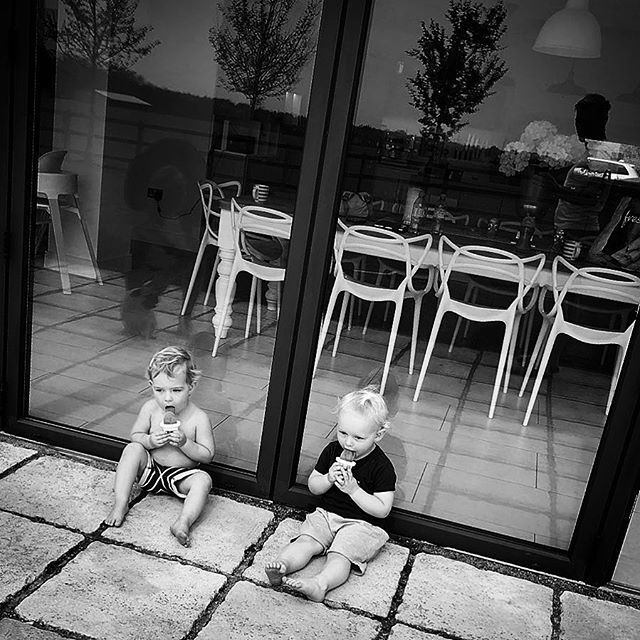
{"left": 499, "top": 121, "right": 584, "bottom": 218}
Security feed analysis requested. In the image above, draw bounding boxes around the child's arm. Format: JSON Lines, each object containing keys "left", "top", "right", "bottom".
{"left": 307, "top": 464, "right": 345, "bottom": 495}
{"left": 170, "top": 412, "right": 214, "bottom": 463}
{"left": 338, "top": 467, "right": 394, "bottom": 518}
{"left": 130, "top": 401, "right": 170, "bottom": 450}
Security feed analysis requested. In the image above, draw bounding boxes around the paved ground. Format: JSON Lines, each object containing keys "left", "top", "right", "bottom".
{"left": 1, "top": 434, "right": 639, "bottom": 640}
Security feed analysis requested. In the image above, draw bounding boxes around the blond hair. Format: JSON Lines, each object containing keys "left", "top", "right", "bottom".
{"left": 335, "top": 385, "right": 390, "bottom": 432}
{"left": 147, "top": 346, "right": 201, "bottom": 386}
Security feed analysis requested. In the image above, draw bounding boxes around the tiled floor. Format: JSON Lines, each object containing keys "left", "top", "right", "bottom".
{"left": 28, "top": 264, "right": 612, "bottom": 551}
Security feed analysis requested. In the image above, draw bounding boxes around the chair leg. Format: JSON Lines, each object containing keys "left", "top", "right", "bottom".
{"left": 313, "top": 285, "right": 341, "bottom": 376}
{"left": 363, "top": 271, "right": 385, "bottom": 335}
{"left": 245, "top": 277, "right": 257, "bottom": 338}
{"left": 502, "top": 313, "right": 522, "bottom": 393}
{"left": 203, "top": 249, "right": 220, "bottom": 308}
{"left": 523, "top": 324, "right": 560, "bottom": 426}
{"left": 332, "top": 292, "right": 350, "bottom": 357}
{"left": 489, "top": 320, "right": 513, "bottom": 419}
{"left": 212, "top": 265, "right": 238, "bottom": 357}
{"left": 606, "top": 344, "right": 625, "bottom": 414}
{"left": 519, "top": 321, "right": 551, "bottom": 398}
{"left": 383, "top": 273, "right": 397, "bottom": 323}
{"left": 181, "top": 237, "right": 209, "bottom": 315}
{"left": 463, "top": 285, "right": 478, "bottom": 339}
{"left": 521, "top": 309, "right": 535, "bottom": 367}
{"left": 257, "top": 279, "right": 263, "bottom": 333}
{"left": 413, "top": 304, "right": 447, "bottom": 402}
{"left": 74, "top": 196, "right": 103, "bottom": 285}
{"left": 48, "top": 198, "right": 72, "bottom": 294}
{"left": 450, "top": 283, "right": 473, "bottom": 352}
{"left": 379, "top": 299, "right": 403, "bottom": 395}
{"left": 409, "top": 294, "right": 424, "bottom": 375}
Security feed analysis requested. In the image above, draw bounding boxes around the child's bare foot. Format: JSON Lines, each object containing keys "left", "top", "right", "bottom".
{"left": 104, "top": 504, "right": 128, "bottom": 527}
{"left": 265, "top": 561, "right": 288, "bottom": 586}
{"left": 282, "top": 576, "right": 326, "bottom": 602}
{"left": 170, "top": 519, "right": 191, "bottom": 547}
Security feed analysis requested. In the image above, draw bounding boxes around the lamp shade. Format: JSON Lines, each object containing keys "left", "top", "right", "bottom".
{"left": 533, "top": 0, "right": 601, "bottom": 59}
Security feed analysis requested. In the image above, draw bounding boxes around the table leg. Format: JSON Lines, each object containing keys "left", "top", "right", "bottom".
{"left": 211, "top": 246, "right": 235, "bottom": 339}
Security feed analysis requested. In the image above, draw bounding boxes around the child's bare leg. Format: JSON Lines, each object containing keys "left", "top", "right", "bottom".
{"left": 105, "top": 442, "right": 147, "bottom": 526}
{"left": 265, "top": 534, "right": 324, "bottom": 586}
{"left": 170, "top": 471, "right": 212, "bottom": 547}
{"left": 283, "top": 551, "right": 351, "bottom": 602}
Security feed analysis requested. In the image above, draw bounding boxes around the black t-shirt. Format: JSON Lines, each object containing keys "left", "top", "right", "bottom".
{"left": 314, "top": 441, "right": 396, "bottom": 529}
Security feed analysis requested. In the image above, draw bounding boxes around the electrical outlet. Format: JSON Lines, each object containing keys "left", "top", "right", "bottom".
{"left": 147, "top": 187, "right": 163, "bottom": 200}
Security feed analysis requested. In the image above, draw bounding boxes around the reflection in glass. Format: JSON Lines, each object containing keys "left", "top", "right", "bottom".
{"left": 299, "top": 0, "right": 640, "bottom": 550}
{"left": 30, "top": 0, "right": 321, "bottom": 474}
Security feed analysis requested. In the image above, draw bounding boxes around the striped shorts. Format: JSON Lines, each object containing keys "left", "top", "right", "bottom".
{"left": 138, "top": 450, "right": 203, "bottom": 499}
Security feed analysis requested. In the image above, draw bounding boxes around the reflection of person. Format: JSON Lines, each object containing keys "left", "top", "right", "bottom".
{"left": 265, "top": 386, "right": 396, "bottom": 602}
{"left": 553, "top": 93, "right": 612, "bottom": 237}
{"left": 104, "top": 346, "right": 214, "bottom": 547}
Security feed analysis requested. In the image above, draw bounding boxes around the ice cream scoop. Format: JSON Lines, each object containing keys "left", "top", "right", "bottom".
{"left": 163, "top": 406, "right": 180, "bottom": 432}
{"left": 336, "top": 448, "right": 356, "bottom": 468}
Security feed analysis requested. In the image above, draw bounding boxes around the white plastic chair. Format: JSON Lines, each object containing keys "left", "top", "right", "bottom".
{"left": 212, "top": 203, "right": 292, "bottom": 357}
{"left": 180, "top": 180, "right": 242, "bottom": 315}
{"left": 413, "top": 235, "right": 545, "bottom": 418}
{"left": 519, "top": 256, "right": 640, "bottom": 426}
{"left": 36, "top": 150, "right": 103, "bottom": 294}
{"left": 313, "top": 224, "right": 433, "bottom": 394}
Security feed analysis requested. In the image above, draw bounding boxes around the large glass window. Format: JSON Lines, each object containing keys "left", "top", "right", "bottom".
{"left": 30, "top": 0, "right": 322, "bottom": 473}
{"left": 298, "top": 0, "right": 640, "bottom": 549}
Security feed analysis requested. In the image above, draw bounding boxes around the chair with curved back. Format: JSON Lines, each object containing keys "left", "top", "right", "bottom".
{"left": 212, "top": 203, "right": 292, "bottom": 357}
{"left": 313, "top": 224, "right": 433, "bottom": 394}
{"left": 180, "top": 179, "right": 242, "bottom": 315}
{"left": 37, "top": 150, "right": 103, "bottom": 294}
{"left": 519, "top": 256, "right": 640, "bottom": 426}
{"left": 412, "top": 235, "right": 545, "bottom": 418}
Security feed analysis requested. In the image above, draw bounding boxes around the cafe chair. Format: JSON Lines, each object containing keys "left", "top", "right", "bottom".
{"left": 37, "top": 150, "right": 103, "bottom": 294}
{"left": 519, "top": 257, "right": 640, "bottom": 426}
{"left": 180, "top": 179, "right": 242, "bottom": 315}
{"left": 313, "top": 225, "right": 433, "bottom": 394}
{"left": 413, "top": 235, "right": 545, "bottom": 418}
{"left": 212, "top": 204, "right": 291, "bottom": 357}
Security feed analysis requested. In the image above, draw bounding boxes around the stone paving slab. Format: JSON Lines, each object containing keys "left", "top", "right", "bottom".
{"left": 243, "top": 517, "right": 408, "bottom": 616}
{"left": 560, "top": 591, "right": 640, "bottom": 639}
{"left": 388, "top": 624, "right": 445, "bottom": 640}
{"left": 0, "top": 618, "right": 68, "bottom": 639}
{"left": 102, "top": 493, "right": 273, "bottom": 573}
{"left": 16, "top": 541, "right": 226, "bottom": 640}
{"left": 0, "top": 455, "right": 113, "bottom": 532}
{"left": 0, "top": 441, "right": 37, "bottom": 474}
{"left": 196, "top": 580, "right": 380, "bottom": 639}
{"left": 0, "top": 511, "right": 83, "bottom": 602}
{"left": 397, "top": 554, "right": 553, "bottom": 640}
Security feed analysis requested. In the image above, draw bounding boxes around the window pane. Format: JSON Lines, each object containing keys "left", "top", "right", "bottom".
{"left": 298, "top": 0, "right": 640, "bottom": 549}
{"left": 30, "top": 0, "right": 322, "bottom": 473}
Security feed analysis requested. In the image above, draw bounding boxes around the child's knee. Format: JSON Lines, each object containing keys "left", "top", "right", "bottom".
{"left": 122, "top": 441, "right": 146, "bottom": 460}
{"left": 193, "top": 471, "right": 212, "bottom": 493}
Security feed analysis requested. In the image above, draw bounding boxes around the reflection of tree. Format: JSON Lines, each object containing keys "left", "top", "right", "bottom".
{"left": 209, "top": 0, "right": 320, "bottom": 114}
{"left": 46, "top": 0, "right": 159, "bottom": 70}
{"left": 407, "top": 0, "right": 507, "bottom": 140}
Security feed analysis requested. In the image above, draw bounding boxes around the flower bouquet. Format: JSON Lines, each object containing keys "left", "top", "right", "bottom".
{"left": 499, "top": 121, "right": 584, "bottom": 176}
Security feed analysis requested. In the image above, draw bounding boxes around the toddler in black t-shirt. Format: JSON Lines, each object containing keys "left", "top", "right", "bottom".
{"left": 265, "top": 386, "right": 396, "bottom": 602}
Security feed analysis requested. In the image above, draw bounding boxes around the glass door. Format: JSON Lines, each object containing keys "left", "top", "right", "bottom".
{"left": 13, "top": 0, "right": 329, "bottom": 493}
{"left": 273, "top": 0, "right": 640, "bottom": 581}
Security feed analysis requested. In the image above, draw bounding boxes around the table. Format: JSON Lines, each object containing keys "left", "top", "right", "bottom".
{"left": 212, "top": 202, "right": 636, "bottom": 338}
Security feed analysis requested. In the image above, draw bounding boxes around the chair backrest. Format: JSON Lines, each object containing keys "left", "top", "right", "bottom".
{"left": 236, "top": 205, "right": 292, "bottom": 268}
{"left": 552, "top": 256, "right": 640, "bottom": 307}
{"left": 199, "top": 182, "right": 221, "bottom": 239}
{"left": 336, "top": 224, "right": 432, "bottom": 287}
{"left": 438, "top": 234, "right": 546, "bottom": 301}
{"left": 38, "top": 150, "right": 67, "bottom": 173}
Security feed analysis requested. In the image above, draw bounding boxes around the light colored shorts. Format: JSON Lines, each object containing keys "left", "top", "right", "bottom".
{"left": 295, "top": 507, "right": 389, "bottom": 574}
{"left": 138, "top": 450, "right": 203, "bottom": 499}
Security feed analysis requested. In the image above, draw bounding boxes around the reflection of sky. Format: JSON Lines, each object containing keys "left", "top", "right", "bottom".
{"left": 130, "top": 0, "right": 639, "bottom": 145}
{"left": 133, "top": 0, "right": 315, "bottom": 114}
